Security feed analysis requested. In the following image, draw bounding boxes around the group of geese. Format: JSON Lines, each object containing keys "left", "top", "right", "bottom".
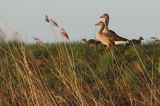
{"left": 44, "top": 13, "right": 144, "bottom": 48}
{"left": 81, "top": 13, "right": 144, "bottom": 48}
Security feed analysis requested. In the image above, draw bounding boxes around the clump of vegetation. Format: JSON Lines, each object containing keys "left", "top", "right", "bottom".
{"left": 0, "top": 40, "right": 159, "bottom": 105}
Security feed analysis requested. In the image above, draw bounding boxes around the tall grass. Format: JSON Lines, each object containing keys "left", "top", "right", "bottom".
{"left": 0, "top": 40, "right": 160, "bottom": 105}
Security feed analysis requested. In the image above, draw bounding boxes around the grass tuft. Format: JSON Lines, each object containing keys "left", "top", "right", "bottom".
{"left": 0, "top": 41, "right": 160, "bottom": 105}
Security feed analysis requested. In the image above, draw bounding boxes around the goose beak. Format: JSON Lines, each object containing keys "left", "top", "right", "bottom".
{"left": 95, "top": 22, "right": 99, "bottom": 26}
{"left": 99, "top": 15, "right": 105, "bottom": 18}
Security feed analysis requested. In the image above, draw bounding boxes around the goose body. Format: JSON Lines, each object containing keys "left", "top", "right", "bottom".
{"left": 95, "top": 21, "right": 114, "bottom": 48}
{"left": 130, "top": 37, "right": 144, "bottom": 45}
{"left": 81, "top": 38, "right": 100, "bottom": 46}
{"left": 107, "top": 30, "right": 129, "bottom": 45}
{"left": 100, "top": 13, "right": 129, "bottom": 45}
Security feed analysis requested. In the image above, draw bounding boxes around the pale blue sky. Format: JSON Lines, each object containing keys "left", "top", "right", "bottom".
{"left": 0, "top": 0, "right": 160, "bottom": 42}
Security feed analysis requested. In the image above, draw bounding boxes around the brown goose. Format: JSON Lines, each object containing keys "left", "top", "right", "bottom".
{"left": 129, "top": 37, "right": 144, "bottom": 45}
{"left": 81, "top": 38, "right": 100, "bottom": 46}
{"left": 100, "top": 13, "right": 129, "bottom": 45}
{"left": 95, "top": 21, "right": 115, "bottom": 49}
{"left": 33, "top": 37, "right": 45, "bottom": 47}
{"left": 151, "top": 37, "right": 160, "bottom": 43}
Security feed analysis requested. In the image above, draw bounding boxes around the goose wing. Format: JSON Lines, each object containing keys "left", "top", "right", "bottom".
{"left": 108, "top": 30, "right": 128, "bottom": 41}
{"left": 88, "top": 39, "right": 101, "bottom": 44}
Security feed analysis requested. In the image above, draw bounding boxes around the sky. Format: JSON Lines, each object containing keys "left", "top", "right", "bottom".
{"left": 0, "top": 0, "right": 160, "bottom": 42}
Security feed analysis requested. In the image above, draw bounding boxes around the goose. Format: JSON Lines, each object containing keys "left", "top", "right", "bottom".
{"left": 129, "top": 37, "right": 144, "bottom": 45}
{"left": 100, "top": 13, "right": 129, "bottom": 45}
{"left": 81, "top": 38, "right": 100, "bottom": 46}
{"left": 151, "top": 37, "right": 160, "bottom": 43}
{"left": 95, "top": 21, "right": 115, "bottom": 49}
{"left": 33, "top": 37, "right": 45, "bottom": 47}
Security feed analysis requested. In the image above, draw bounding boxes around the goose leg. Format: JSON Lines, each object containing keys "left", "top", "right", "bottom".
{"left": 105, "top": 45, "right": 109, "bottom": 50}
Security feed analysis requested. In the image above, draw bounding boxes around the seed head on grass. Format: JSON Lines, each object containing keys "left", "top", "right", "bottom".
{"left": 33, "top": 58, "right": 45, "bottom": 66}
{"left": 133, "top": 62, "right": 143, "bottom": 73}
{"left": 13, "top": 31, "right": 23, "bottom": 42}
{"left": 45, "top": 14, "right": 69, "bottom": 40}
{"left": 55, "top": 96, "right": 65, "bottom": 103}
{"left": 45, "top": 15, "right": 59, "bottom": 27}
{"left": 45, "top": 15, "right": 50, "bottom": 22}
{"left": 50, "top": 19, "right": 59, "bottom": 27}
{"left": 28, "top": 58, "right": 45, "bottom": 69}
{"left": 60, "top": 28, "right": 69, "bottom": 40}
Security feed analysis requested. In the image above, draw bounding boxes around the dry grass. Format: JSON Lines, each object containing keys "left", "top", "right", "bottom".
{"left": 0, "top": 40, "right": 159, "bottom": 106}
{"left": 0, "top": 17, "right": 159, "bottom": 105}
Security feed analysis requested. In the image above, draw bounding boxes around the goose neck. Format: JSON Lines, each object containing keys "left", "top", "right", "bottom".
{"left": 99, "top": 24, "right": 105, "bottom": 34}
{"left": 104, "top": 18, "right": 109, "bottom": 31}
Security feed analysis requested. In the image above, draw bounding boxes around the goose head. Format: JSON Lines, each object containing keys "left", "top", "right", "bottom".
{"left": 95, "top": 21, "right": 104, "bottom": 26}
{"left": 139, "top": 37, "right": 144, "bottom": 40}
{"left": 100, "top": 13, "right": 110, "bottom": 20}
{"left": 81, "top": 38, "right": 87, "bottom": 42}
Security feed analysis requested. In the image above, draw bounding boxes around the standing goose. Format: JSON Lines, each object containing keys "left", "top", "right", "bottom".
{"left": 129, "top": 37, "right": 144, "bottom": 45}
{"left": 81, "top": 38, "right": 100, "bottom": 46}
{"left": 100, "top": 13, "right": 129, "bottom": 45}
{"left": 95, "top": 21, "right": 115, "bottom": 49}
{"left": 151, "top": 37, "right": 160, "bottom": 43}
